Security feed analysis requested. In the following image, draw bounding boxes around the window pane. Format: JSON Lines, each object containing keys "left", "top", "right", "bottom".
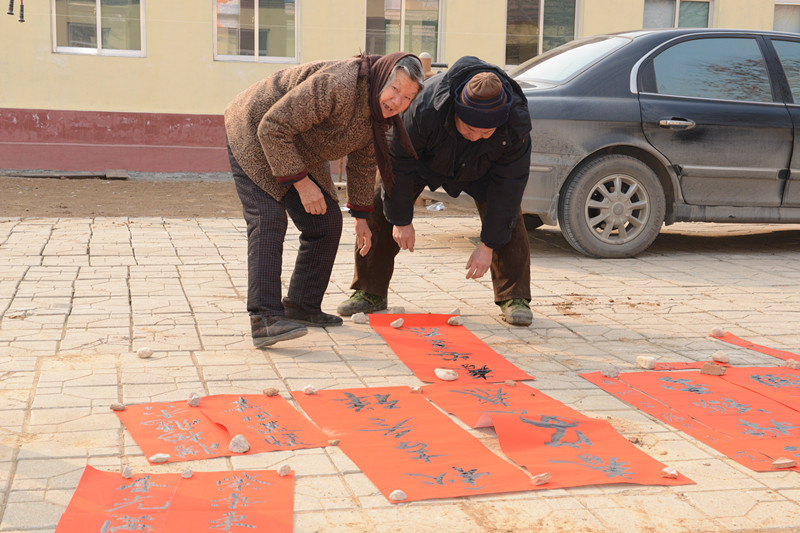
{"left": 366, "top": 0, "right": 400, "bottom": 55}
{"left": 101, "top": 0, "right": 141, "bottom": 51}
{"left": 643, "top": 0, "right": 675, "bottom": 28}
{"left": 403, "top": 0, "right": 438, "bottom": 60}
{"left": 773, "top": 40, "right": 800, "bottom": 102}
{"left": 512, "top": 36, "right": 629, "bottom": 85}
{"left": 217, "top": 0, "right": 255, "bottom": 57}
{"left": 55, "top": 0, "right": 98, "bottom": 48}
{"left": 506, "top": 0, "right": 540, "bottom": 65}
{"left": 775, "top": 5, "right": 800, "bottom": 33}
{"left": 258, "top": 0, "right": 295, "bottom": 57}
{"left": 651, "top": 38, "right": 773, "bottom": 102}
{"left": 542, "top": 0, "right": 575, "bottom": 53}
{"left": 678, "top": 1, "right": 709, "bottom": 28}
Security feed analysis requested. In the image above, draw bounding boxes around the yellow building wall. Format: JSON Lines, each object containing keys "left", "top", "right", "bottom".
{"left": 580, "top": 0, "right": 644, "bottom": 36}
{"left": 441, "top": 0, "right": 508, "bottom": 66}
{"left": 714, "top": 0, "right": 774, "bottom": 30}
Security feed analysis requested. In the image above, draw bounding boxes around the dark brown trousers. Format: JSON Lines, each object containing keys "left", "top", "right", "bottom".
{"left": 350, "top": 185, "right": 531, "bottom": 304}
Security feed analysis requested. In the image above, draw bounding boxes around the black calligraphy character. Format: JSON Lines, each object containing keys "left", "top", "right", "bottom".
{"left": 395, "top": 441, "right": 447, "bottom": 462}
{"left": 100, "top": 515, "right": 155, "bottom": 532}
{"left": 360, "top": 417, "right": 414, "bottom": 439}
{"left": 694, "top": 398, "right": 759, "bottom": 414}
{"left": 519, "top": 415, "right": 593, "bottom": 448}
{"left": 739, "top": 419, "right": 797, "bottom": 437}
{"left": 406, "top": 472, "right": 447, "bottom": 486}
{"left": 209, "top": 511, "right": 257, "bottom": 530}
{"left": 785, "top": 445, "right": 800, "bottom": 457}
{"left": 262, "top": 432, "right": 306, "bottom": 448}
{"left": 336, "top": 392, "right": 373, "bottom": 412}
{"left": 217, "top": 473, "right": 271, "bottom": 493}
{"left": 408, "top": 327, "right": 440, "bottom": 339}
{"left": 659, "top": 377, "right": 712, "bottom": 395}
{"left": 551, "top": 454, "right": 634, "bottom": 479}
{"left": 750, "top": 373, "right": 800, "bottom": 389}
{"left": 452, "top": 467, "right": 490, "bottom": 489}
{"left": 105, "top": 495, "right": 170, "bottom": 512}
{"left": 210, "top": 492, "right": 262, "bottom": 509}
{"left": 373, "top": 394, "right": 399, "bottom": 409}
{"left": 434, "top": 350, "right": 471, "bottom": 361}
{"left": 453, "top": 387, "right": 510, "bottom": 406}
{"left": 118, "top": 476, "right": 169, "bottom": 494}
{"left": 462, "top": 364, "right": 492, "bottom": 380}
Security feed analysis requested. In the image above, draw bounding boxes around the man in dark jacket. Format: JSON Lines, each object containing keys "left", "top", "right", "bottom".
{"left": 337, "top": 56, "right": 533, "bottom": 326}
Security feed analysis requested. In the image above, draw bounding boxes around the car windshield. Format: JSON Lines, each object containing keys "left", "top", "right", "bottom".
{"left": 511, "top": 35, "right": 631, "bottom": 85}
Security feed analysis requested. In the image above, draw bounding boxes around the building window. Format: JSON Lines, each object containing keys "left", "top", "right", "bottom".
{"left": 506, "top": 0, "right": 576, "bottom": 67}
{"left": 366, "top": 0, "right": 441, "bottom": 62}
{"left": 643, "top": 0, "right": 711, "bottom": 28}
{"left": 53, "top": 0, "right": 143, "bottom": 55}
{"left": 775, "top": 3, "right": 800, "bottom": 32}
{"left": 215, "top": 0, "right": 297, "bottom": 62}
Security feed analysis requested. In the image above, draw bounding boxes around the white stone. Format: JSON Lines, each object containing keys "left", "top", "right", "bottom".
{"left": 772, "top": 457, "right": 797, "bottom": 469}
{"left": 121, "top": 465, "right": 133, "bottom": 478}
{"left": 187, "top": 392, "right": 201, "bottom": 407}
{"left": 351, "top": 312, "right": 368, "bottom": 324}
{"left": 302, "top": 384, "right": 318, "bottom": 395}
{"left": 504, "top": 380, "right": 517, "bottom": 387}
{"left": 661, "top": 466, "right": 679, "bottom": 479}
{"left": 137, "top": 347, "right": 154, "bottom": 359}
{"left": 263, "top": 387, "right": 280, "bottom": 396}
{"left": 110, "top": 403, "right": 126, "bottom": 412}
{"left": 389, "top": 489, "right": 407, "bottom": 501}
{"left": 600, "top": 364, "right": 620, "bottom": 378}
{"left": 532, "top": 472, "right": 551, "bottom": 485}
{"left": 328, "top": 439, "right": 340, "bottom": 446}
{"left": 388, "top": 306, "right": 405, "bottom": 314}
{"left": 785, "top": 359, "right": 800, "bottom": 370}
{"left": 228, "top": 434, "right": 251, "bottom": 454}
{"left": 710, "top": 328, "right": 725, "bottom": 338}
{"left": 700, "top": 361, "right": 726, "bottom": 376}
{"left": 711, "top": 351, "right": 730, "bottom": 364}
{"left": 390, "top": 318, "right": 404, "bottom": 328}
{"left": 277, "top": 464, "right": 292, "bottom": 477}
{"left": 410, "top": 386, "right": 423, "bottom": 394}
{"left": 449, "top": 308, "right": 461, "bottom": 316}
{"left": 149, "top": 453, "right": 170, "bottom": 463}
{"left": 434, "top": 368, "right": 458, "bottom": 381}
{"left": 181, "top": 469, "right": 193, "bottom": 479}
{"left": 447, "top": 316, "right": 462, "bottom": 326}
{"left": 636, "top": 355, "right": 657, "bottom": 370}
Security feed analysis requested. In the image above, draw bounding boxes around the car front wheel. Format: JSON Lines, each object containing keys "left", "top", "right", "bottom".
{"left": 558, "top": 155, "right": 665, "bottom": 258}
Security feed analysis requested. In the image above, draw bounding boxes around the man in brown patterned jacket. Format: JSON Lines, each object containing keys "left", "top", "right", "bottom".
{"left": 225, "top": 53, "right": 423, "bottom": 348}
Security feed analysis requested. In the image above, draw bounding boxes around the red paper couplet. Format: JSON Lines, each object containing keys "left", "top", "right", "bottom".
{"left": 654, "top": 362, "right": 718, "bottom": 371}
{"left": 115, "top": 394, "right": 329, "bottom": 463}
{"left": 55, "top": 465, "right": 293, "bottom": 533}
{"left": 423, "top": 383, "right": 693, "bottom": 488}
{"left": 583, "top": 369, "right": 800, "bottom": 472}
{"left": 713, "top": 332, "right": 799, "bottom": 361}
{"left": 370, "top": 314, "right": 534, "bottom": 383}
{"left": 291, "top": 386, "right": 534, "bottom": 502}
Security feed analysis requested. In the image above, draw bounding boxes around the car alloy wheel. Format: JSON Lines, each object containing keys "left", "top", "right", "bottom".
{"left": 559, "top": 155, "right": 666, "bottom": 258}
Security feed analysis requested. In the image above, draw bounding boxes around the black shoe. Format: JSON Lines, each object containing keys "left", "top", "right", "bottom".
{"left": 250, "top": 315, "right": 308, "bottom": 348}
{"left": 282, "top": 298, "right": 343, "bottom": 327}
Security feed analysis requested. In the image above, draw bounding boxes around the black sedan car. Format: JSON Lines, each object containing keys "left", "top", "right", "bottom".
{"left": 512, "top": 28, "right": 800, "bottom": 258}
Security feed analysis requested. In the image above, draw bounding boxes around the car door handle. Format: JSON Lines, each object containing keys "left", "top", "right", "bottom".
{"left": 658, "top": 118, "right": 696, "bottom": 130}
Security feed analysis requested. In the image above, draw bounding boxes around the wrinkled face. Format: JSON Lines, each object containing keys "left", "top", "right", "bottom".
{"left": 378, "top": 70, "right": 419, "bottom": 118}
{"left": 454, "top": 116, "right": 496, "bottom": 142}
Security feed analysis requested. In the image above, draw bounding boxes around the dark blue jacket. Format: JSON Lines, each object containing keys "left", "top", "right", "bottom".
{"left": 385, "top": 56, "right": 532, "bottom": 249}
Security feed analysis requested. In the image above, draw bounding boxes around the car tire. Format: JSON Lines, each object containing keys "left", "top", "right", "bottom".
{"left": 558, "top": 155, "right": 665, "bottom": 258}
{"left": 523, "top": 214, "right": 543, "bottom": 231}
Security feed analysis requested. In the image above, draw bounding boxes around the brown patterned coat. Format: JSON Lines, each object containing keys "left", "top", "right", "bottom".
{"left": 224, "top": 57, "right": 377, "bottom": 211}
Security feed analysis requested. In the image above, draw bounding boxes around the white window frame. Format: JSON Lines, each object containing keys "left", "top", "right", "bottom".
{"left": 644, "top": 0, "right": 713, "bottom": 29}
{"left": 774, "top": 1, "right": 800, "bottom": 32}
{"left": 213, "top": 0, "right": 300, "bottom": 64}
{"left": 51, "top": 0, "right": 146, "bottom": 57}
{"left": 363, "top": 0, "right": 444, "bottom": 62}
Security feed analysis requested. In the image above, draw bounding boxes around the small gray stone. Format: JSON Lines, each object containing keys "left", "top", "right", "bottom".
{"left": 532, "top": 472, "right": 551, "bottom": 485}
{"left": 228, "top": 434, "right": 251, "bottom": 454}
{"left": 434, "top": 368, "right": 458, "bottom": 381}
{"left": 302, "top": 384, "right": 318, "bottom": 395}
{"left": 661, "top": 466, "right": 679, "bottom": 478}
{"left": 636, "top": 355, "right": 656, "bottom": 370}
{"left": 351, "top": 312, "right": 368, "bottom": 324}
{"left": 181, "top": 469, "right": 193, "bottom": 479}
{"left": 187, "top": 392, "right": 201, "bottom": 407}
{"left": 328, "top": 439, "right": 340, "bottom": 446}
{"left": 389, "top": 489, "right": 407, "bottom": 501}
{"left": 600, "top": 364, "right": 620, "bottom": 378}
{"left": 449, "top": 308, "right": 461, "bottom": 316}
{"left": 504, "top": 380, "right": 517, "bottom": 387}
{"left": 263, "top": 387, "right": 280, "bottom": 396}
{"left": 388, "top": 306, "right": 405, "bottom": 314}
{"left": 390, "top": 318, "right": 404, "bottom": 328}
{"left": 121, "top": 465, "right": 133, "bottom": 478}
{"left": 710, "top": 328, "right": 725, "bottom": 338}
{"left": 110, "top": 403, "right": 126, "bottom": 412}
{"left": 785, "top": 359, "right": 800, "bottom": 370}
{"left": 277, "top": 464, "right": 292, "bottom": 477}
{"left": 711, "top": 351, "right": 730, "bottom": 364}
{"left": 447, "top": 316, "right": 462, "bottom": 326}
{"left": 149, "top": 453, "right": 170, "bottom": 463}
{"left": 137, "top": 347, "right": 154, "bottom": 359}
{"left": 700, "top": 361, "right": 726, "bottom": 376}
{"left": 772, "top": 457, "right": 797, "bottom": 469}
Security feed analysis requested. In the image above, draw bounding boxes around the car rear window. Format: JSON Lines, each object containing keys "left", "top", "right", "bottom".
{"left": 510, "top": 36, "right": 630, "bottom": 85}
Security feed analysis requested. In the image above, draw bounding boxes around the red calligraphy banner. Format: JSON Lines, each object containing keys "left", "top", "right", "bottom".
{"left": 370, "top": 314, "right": 534, "bottom": 383}
{"left": 291, "top": 386, "right": 534, "bottom": 502}
{"left": 55, "top": 466, "right": 293, "bottom": 533}
{"left": 712, "top": 332, "right": 798, "bottom": 361}
{"left": 583, "top": 369, "right": 800, "bottom": 472}
{"left": 115, "top": 394, "right": 328, "bottom": 463}
{"left": 422, "top": 383, "right": 693, "bottom": 488}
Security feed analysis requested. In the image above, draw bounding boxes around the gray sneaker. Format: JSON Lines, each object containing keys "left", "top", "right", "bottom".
{"left": 499, "top": 298, "right": 532, "bottom": 326}
{"left": 250, "top": 315, "right": 308, "bottom": 348}
{"left": 336, "top": 290, "right": 388, "bottom": 316}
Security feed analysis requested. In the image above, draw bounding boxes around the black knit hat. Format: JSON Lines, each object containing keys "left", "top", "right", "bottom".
{"left": 454, "top": 71, "right": 512, "bottom": 128}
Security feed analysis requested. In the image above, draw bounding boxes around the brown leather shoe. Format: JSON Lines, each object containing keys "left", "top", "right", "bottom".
{"left": 250, "top": 315, "right": 308, "bottom": 348}
{"left": 282, "top": 298, "right": 343, "bottom": 327}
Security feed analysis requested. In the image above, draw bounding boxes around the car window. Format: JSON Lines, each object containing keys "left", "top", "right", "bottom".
{"left": 649, "top": 37, "right": 773, "bottom": 103}
{"left": 510, "top": 36, "right": 630, "bottom": 85}
{"left": 772, "top": 39, "right": 800, "bottom": 104}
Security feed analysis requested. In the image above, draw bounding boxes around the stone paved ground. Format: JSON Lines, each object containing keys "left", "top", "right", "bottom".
{"left": 1, "top": 215, "right": 800, "bottom": 532}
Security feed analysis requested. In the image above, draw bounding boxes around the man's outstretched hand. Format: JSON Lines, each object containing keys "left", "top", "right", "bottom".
{"left": 392, "top": 223, "right": 416, "bottom": 252}
{"left": 465, "top": 242, "right": 492, "bottom": 279}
